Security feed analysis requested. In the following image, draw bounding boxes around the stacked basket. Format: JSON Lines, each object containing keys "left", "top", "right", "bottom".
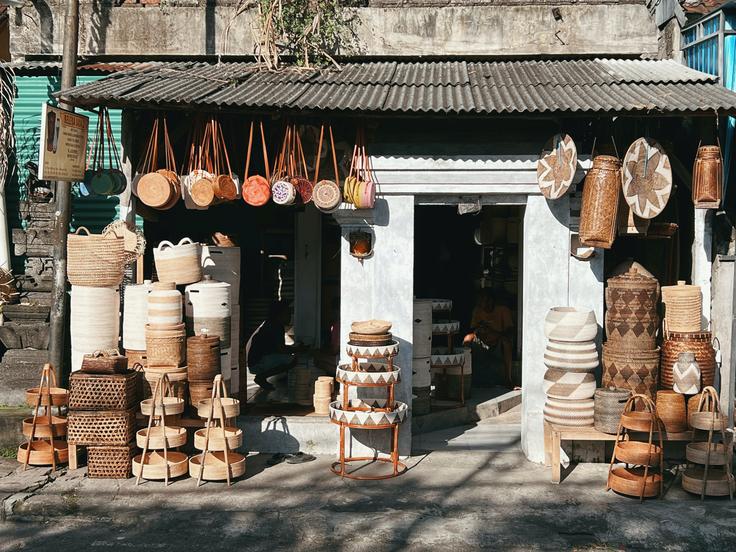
{"left": 67, "top": 227, "right": 125, "bottom": 372}
{"left": 542, "top": 307, "right": 599, "bottom": 427}
{"left": 68, "top": 360, "right": 140, "bottom": 479}
{"left": 428, "top": 299, "right": 469, "bottom": 404}
{"left": 187, "top": 334, "right": 221, "bottom": 409}
{"left": 602, "top": 268, "right": 660, "bottom": 399}
{"left": 123, "top": 280, "right": 152, "bottom": 368}
{"left": 313, "top": 376, "right": 334, "bottom": 415}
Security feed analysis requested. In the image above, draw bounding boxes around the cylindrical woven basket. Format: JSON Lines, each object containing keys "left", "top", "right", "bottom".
{"left": 153, "top": 238, "right": 202, "bottom": 285}
{"left": 602, "top": 344, "right": 659, "bottom": 399}
{"left": 660, "top": 332, "right": 715, "bottom": 389}
{"left": 145, "top": 323, "right": 186, "bottom": 367}
{"left": 69, "top": 370, "right": 140, "bottom": 410}
{"left": 67, "top": 227, "right": 125, "bottom": 287}
{"left": 594, "top": 387, "right": 630, "bottom": 434}
{"left": 189, "top": 381, "right": 214, "bottom": 406}
{"left": 692, "top": 145, "right": 722, "bottom": 209}
{"left": 544, "top": 307, "right": 598, "bottom": 343}
{"left": 579, "top": 155, "right": 621, "bottom": 249}
{"left": 187, "top": 335, "right": 221, "bottom": 381}
{"left": 543, "top": 397, "right": 594, "bottom": 427}
{"left": 661, "top": 281, "right": 702, "bottom": 334}
{"left": 147, "top": 286, "right": 182, "bottom": 326}
{"left": 67, "top": 409, "right": 136, "bottom": 446}
{"left": 122, "top": 281, "right": 151, "bottom": 351}
{"left": 655, "top": 390, "right": 688, "bottom": 433}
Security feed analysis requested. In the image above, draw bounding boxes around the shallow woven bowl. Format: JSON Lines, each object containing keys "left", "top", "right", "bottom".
{"left": 608, "top": 466, "right": 661, "bottom": 498}
{"left": 682, "top": 467, "right": 735, "bottom": 497}
{"left": 140, "top": 397, "right": 185, "bottom": 417}
{"left": 188, "top": 451, "right": 246, "bottom": 480}
{"left": 620, "top": 411, "right": 656, "bottom": 432}
{"left": 132, "top": 451, "right": 189, "bottom": 480}
{"left": 136, "top": 426, "right": 187, "bottom": 449}
{"left": 17, "top": 440, "right": 69, "bottom": 466}
{"left": 22, "top": 416, "right": 68, "bottom": 439}
{"left": 686, "top": 442, "right": 729, "bottom": 466}
{"left": 193, "top": 427, "right": 243, "bottom": 452}
{"left": 25, "top": 387, "right": 69, "bottom": 407}
{"left": 615, "top": 441, "right": 661, "bottom": 466}
{"left": 196, "top": 397, "right": 240, "bottom": 419}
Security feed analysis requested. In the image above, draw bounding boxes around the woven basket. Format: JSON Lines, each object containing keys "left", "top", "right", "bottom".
{"left": 602, "top": 344, "right": 659, "bottom": 399}
{"left": 87, "top": 444, "right": 136, "bottom": 479}
{"left": 189, "top": 381, "right": 215, "bottom": 406}
{"left": 593, "top": 387, "right": 630, "bottom": 434}
{"left": 146, "top": 324, "right": 186, "bottom": 367}
{"left": 692, "top": 145, "right": 722, "bottom": 209}
{"left": 80, "top": 350, "right": 128, "bottom": 375}
{"left": 67, "top": 409, "right": 136, "bottom": 446}
{"left": 153, "top": 238, "right": 202, "bottom": 285}
{"left": 579, "top": 155, "right": 621, "bottom": 249}
{"left": 604, "top": 312, "right": 658, "bottom": 349}
{"left": 655, "top": 390, "right": 687, "bottom": 433}
{"left": 608, "top": 467, "right": 661, "bottom": 498}
{"left": 126, "top": 349, "right": 147, "bottom": 368}
{"left": 661, "top": 281, "right": 702, "bottom": 334}
{"left": 187, "top": 335, "right": 221, "bottom": 381}
{"left": 67, "top": 227, "right": 125, "bottom": 287}
{"left": 543, "top": 397, "right": 594, "bottom": 427}
{"left": 660, "top": 332, "right": 715, "bottom": 389}
{"left": 69, "top": 370, "right": 140, "bottom": 410}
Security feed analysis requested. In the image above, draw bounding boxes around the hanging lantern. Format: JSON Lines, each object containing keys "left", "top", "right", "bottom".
{"left": 579, "top": 155, "right": 621, "bottom": 249}
{"left": 692, "top": 145, "right": 722, "bottom": 209}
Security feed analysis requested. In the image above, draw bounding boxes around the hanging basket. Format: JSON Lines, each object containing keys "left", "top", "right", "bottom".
{"left": 579, "top": 155, "right": 621, "bottom": 249}
{"left": 692, "top": 145, "right": 722, "bottom": 209}
{"left": 536, "top": 133, "right": 577, "bottom": 200}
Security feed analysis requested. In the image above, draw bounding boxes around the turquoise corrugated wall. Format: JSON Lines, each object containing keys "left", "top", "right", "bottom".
{"left": 9, "top": 74, "right": 122, "bottom": 235}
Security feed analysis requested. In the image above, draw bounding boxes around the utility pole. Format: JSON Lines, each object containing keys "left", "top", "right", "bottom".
{"left": 48, "top": 0, "right": 79, "bottom": 381}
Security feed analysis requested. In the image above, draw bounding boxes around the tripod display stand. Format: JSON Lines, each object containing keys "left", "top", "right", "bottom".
{"left": 133, "top": 373, "right": 187, "bottom": 485}
{"left": 190, "top": 374, "right": 245, "bottom": 486}
{"left": 330, "top": 340, "right": 407, "bottom": 480}
{"left": 607, "top": 394, "right": 664, "bottom": 501}
{"left": 683, "top": 386, "right": 734, "bottom": 499}
{"left": 18, "top": 364, "right": 69, "bottom": 471}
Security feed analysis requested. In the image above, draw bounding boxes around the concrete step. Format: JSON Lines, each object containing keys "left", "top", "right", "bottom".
{"left": 412, "top": 387, "right": 521, "bottom": 435}
{"left": 0, "top": 407, "right": 27, "bottom": 452}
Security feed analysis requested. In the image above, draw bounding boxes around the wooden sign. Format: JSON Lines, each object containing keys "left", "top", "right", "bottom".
{"left": 38, "top": 104, "right": 89, "bottom": 182}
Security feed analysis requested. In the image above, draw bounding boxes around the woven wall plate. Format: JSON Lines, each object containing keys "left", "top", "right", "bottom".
{"left": 537, "top": 134, "right": 577, "bottom": 200}
{"left": 622, "top": 138, "right": 672, "bottom": 219}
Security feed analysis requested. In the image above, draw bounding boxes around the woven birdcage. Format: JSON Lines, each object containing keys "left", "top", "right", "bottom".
{"left": 69, "top": 371, "right": 140, "bottom": 410}
{"left": 87, "top": 444, "right": 136, "bottom": 479}
{"left": 67, "top": 409, "right": 136, "bottom": 446}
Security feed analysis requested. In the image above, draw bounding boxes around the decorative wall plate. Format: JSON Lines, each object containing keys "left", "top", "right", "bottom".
{"left": 432, "top": 320, "right": 460, "bottom": 335}
{"left": 430, "top": 347, "right": 465, "bottom": 367}
{"left": 537, "top": 134, "right": 577, "bottom": 200}
{"left": 346, "top": 341, "right": 399, "bottom": 358}
{"left": 329, "top": 399, "right": 408, "bottom": 427}
{"left": 336, "top": 364, "right": 401, "bottom": 385}
{"left": 622, "top": 138, "right": 672, "bottom": 219}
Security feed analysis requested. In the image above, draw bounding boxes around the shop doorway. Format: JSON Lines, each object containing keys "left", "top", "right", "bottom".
{"left": 414, "top": 204, "right": 523, "bottom": 413}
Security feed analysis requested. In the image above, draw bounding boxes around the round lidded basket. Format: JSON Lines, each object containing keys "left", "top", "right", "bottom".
{"left": 661, "top": 281, "right": 702, "bottom": 334}
{"left": 187, "top": 334, "right": 221, "bottom": 382}
{"left": 145, "top": 323, "right": 186, "bottom": 367}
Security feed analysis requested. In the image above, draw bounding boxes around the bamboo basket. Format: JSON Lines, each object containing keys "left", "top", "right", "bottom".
{"left": 661, "top": 281, "right": 702, "bottom": 334}
{"left": 193, "top": 427, "right": 243, "bottom": 451}
{"left": 140, "top": 397, "right": 185, "bottom": 417}
{"left": 21, "top": 416, "right": 67, "bottom": 439}
{"left": 67, "top": 227, "right": 125, "bottom": 287}
{"left": 87, "top": 444, "right": 136, "bottom": 479}
{"left": 188, "top": 451, "right": 246, "bottom": 480}
{"left": 25, "top": 386, "right": 68, "bottom": 407}
{"left": 136, "top": 426, "right": 187, "bottom": 449}
{"left": 187, "top": 335, "right": 221, "bottom": 381}
{"left": 189, "top": 381, "right": 215, "bottom": 406}
{"left": 692, "top": 145, "right": 722, "bottom": 209}
{"left": 67, "top": 409, "right": 136, "bottom": 446}
{"left": 132, "top": 451, "right": 189, "bottom": 480}
{"left": 196, "top": 397, "right": 240, "bottom": 419}
{"left": 146, "top": 323, "right": 186, "bottom": 367}
{"left": 686, "top": 442, "right": 730, "bottom": 466}
{"left": 620, "top": 410, "right": 657, "bottom": 432}
{"left": 655, "top": 390, "right": 688, "bottom": 433}
{"left": 608, "top": 467, "right": 662, "bottom": 498}
{"left": 660, "top": 332, "right": 715, "bottom": 389}
{"left": 615, "top": 441, "right": 661, "bottom": 466}
{"left": 69, "top": 371, "right": 139, "bottom": 410}
{"left": 579, "top": 155, "right": 621, "bottom": 249}
{"left": 17, "top": 440, "right": 69, "bottom": 466}
{"left": 682, "top": 467, "right": 735, "bottom": 497}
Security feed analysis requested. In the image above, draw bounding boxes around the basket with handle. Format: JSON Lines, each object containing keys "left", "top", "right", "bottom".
{"left": 242, "top": 121, "right": 272, "bottom": 207}
{"left": 153, "top": 238, "right": 202, "bottom": 285}
{"left": 135, "top": 116, "right": 181, "bottom": 210}
{"left": 67, "top": 226, "right": 125, "bottom": 287}
{"left": 312, "top": 124, "right": 342, "bottom": 213}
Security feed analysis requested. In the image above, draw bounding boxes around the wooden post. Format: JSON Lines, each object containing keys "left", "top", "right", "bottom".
{"left": 48, "top": 0, "right": 79, "bottom": 382}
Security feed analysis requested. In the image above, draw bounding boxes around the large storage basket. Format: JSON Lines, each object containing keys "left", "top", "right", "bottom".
{"left": 602, "top": 345, "right": 659, "bottom": 399}
{"left": 67, "top": 227, "right": 125, "bottom": 287}
{"left": 660, "top": 331, "right": 715, "bottom": 389}
{"left": 579, "top": 155, "right": 621, "bottom": 249}
{"left": 67, "top": 409, "right": 136, "bottom": 446}
{"left": 87, "top": 444, "right": 136, "bottom": 479}
{"left": 69, "top": 371, "right": 140, "bottom": 410}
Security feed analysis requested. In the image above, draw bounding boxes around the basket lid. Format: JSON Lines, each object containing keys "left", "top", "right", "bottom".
{"left": 607, "top": 267, "right": 658, "bottom": 291}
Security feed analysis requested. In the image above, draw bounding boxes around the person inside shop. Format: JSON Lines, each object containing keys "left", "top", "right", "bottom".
{"left": 246, "top": 300, "right": 297, "bottom": 391}
{"left": 464, "top": 288, "right": 515, "bottom": 388}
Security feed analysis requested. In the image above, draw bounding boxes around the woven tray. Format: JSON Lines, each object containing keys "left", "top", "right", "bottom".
{"left": 69, "top": 370, "right": 140, "bottom": 410}
{"left": 67, "top": 409, "right": 136, "bottom": 446}
{"left": 87, "top": 443, "right": 136, "bottom": 479}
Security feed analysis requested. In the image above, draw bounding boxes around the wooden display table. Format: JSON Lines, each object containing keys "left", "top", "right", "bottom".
{"left": 544, "top": 421, "right": 691, "bottom": 484}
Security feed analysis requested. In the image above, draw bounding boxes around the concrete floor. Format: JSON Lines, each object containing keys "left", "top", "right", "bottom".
{"left": 2, "top": 412, "right": 735, "bottom": 551}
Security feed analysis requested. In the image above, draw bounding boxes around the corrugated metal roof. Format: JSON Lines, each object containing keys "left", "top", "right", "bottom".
{"left": 57, "top": 59, "right": 736, "bottom": 115}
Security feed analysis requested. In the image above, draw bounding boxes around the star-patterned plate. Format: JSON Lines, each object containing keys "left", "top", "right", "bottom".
{"left": 622, "top": 138, "right": 672, "bottom": 219}
{"left": 537, "top": 134, "right": 578, "bottom": 200}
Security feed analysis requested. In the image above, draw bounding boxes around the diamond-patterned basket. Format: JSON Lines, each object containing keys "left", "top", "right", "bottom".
{"left": 602, "top": 344, "right": 660, "bottom": 399}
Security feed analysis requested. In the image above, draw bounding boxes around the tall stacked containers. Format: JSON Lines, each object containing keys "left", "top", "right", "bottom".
{"left": 67, "top": 227, "right": 125, "bottom": 372}
{"left": 542, "top": 307, "right": 598, "bottom": 427}
{"left": 411, "top": 299, "right": 433, "bottom": 416}
{"left": 602, "top": 268, "right": 660, "bottom": 399}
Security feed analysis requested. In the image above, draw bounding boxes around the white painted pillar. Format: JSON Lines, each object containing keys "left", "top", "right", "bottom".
{"left": 294, "top": 208, "right": 322, "bottom": 346}
{"left": 521, "top": 195, "right": 571, "bottom": 463}
{"left": 712, "top": 255, "right": 735, "bottom": 426}
{"left": 335, "top": 196, "right": 414, "bottom": 456}
{"left": 118, "top": 110, "right": 136, "bottom": 226}
{"left": 692, "top": 209, "right": 714, "bottom": 329}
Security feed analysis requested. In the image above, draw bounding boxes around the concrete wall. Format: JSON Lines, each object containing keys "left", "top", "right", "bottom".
{"left": 11, "top": 2, "right": 659, "bottom": 58}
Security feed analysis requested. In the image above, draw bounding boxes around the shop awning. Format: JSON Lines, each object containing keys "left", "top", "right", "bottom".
{"left": 56, "top": 58, "right": 736, "bottom": 116}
